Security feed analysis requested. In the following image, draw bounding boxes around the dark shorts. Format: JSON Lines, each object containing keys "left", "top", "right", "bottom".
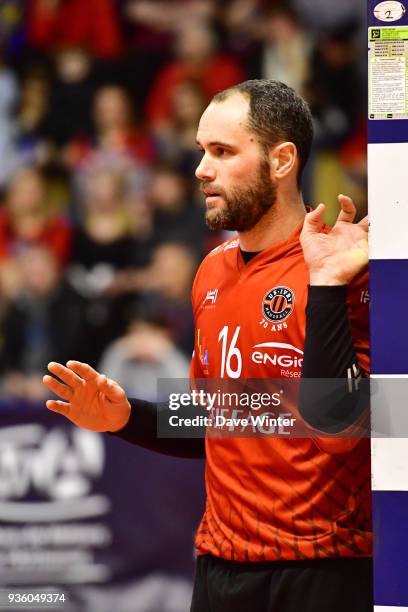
{"left": 190, "top": 554, "right": 373, "bottom": 612}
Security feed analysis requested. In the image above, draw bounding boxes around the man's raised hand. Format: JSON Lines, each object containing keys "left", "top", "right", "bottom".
{"left": 300, "top": 194, "right": 369, "bottom": 286}
{"left": 43, "top": 361, "right": 131, "bottom": 432}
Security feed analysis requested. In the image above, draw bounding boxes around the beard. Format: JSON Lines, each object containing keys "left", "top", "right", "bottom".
{"left": 204, "top": 159, "right": 277, "bottom": 232}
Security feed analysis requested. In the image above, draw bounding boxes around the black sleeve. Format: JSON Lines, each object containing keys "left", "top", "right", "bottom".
{"left": 299, "top": 285, "right": 369, "bottom": 433}
{"left": 108, "top": 398, "right": 206, "bottom": 458}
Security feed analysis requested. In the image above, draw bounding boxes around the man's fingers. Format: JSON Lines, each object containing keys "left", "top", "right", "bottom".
{"left": 46, "top": 399, "right": 71, "bottom": 416}
{"left": 99, "top": 375, "right": 127, "bottom": 402}
{"left": 47, "top": 362, "right": 83, "bottom": 388}
{"left": 337, "top": 194, "right": 356, "bottom": 223}
{"left": 66, "top": 360, "right": 99, "bottom": 381}
{"left": 43, "top": 375, "right": 73, "bottom": 400}
{"left": 358, "top": 215, "right": 369, "bottom": 232}
{"left": 302, "top": 203, "right": 325, "bottom": 235}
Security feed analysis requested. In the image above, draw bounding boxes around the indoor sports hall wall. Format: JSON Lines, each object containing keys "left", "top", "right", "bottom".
{"left": 368, "top": 0, "right": 408, "bottom": 609}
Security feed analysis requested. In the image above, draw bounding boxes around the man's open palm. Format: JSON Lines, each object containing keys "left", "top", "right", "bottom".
{"left": 43, "top": 361, "right": 131, "bottom": 432}
{"left": 300, "top": 195, "right": 369, "bottom": 285}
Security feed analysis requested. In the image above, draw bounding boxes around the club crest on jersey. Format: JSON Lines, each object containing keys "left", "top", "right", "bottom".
{"left": 262, "top": 286, "right": 295, "bottom": 323}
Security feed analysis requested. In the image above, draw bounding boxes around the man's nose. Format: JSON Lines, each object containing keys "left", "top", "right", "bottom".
{"left": 195, "top": 155, "right": 216, "bottom": 181}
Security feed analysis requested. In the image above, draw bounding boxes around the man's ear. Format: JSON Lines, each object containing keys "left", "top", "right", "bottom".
{"left": 269, "top": 142, "right": 298, "bottom": 180}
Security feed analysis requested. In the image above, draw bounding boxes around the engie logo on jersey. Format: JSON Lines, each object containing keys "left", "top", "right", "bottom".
{"left": 252, "top": 342, "right": 303, "bottom": 377}
{"left": 262, "top": 286, "right": 294, "bottom": 323}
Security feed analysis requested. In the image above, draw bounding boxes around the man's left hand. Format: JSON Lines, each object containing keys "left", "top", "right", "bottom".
{"left": 300, "top": 195, "right": 368, "bottom": 286}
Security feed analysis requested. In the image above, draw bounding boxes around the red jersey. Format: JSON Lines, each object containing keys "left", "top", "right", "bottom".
{"left": 0, "top": 208, "right": 72, "bottom": 268}
{"left": 190, "top": 219, "right": 371, "bottom": 562}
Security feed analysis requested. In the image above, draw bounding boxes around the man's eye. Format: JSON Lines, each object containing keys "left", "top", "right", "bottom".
{"left": 215, "top": 147, "right": 226, "bottom": 156}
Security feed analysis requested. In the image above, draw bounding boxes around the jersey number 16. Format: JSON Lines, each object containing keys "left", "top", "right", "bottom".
{"left": 218, "top": 326, "right": 242, "bottom": 378}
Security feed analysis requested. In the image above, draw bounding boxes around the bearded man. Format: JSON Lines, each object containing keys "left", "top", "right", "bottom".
{"left": 44, "top": 80, "right": 371, "bottom": 612}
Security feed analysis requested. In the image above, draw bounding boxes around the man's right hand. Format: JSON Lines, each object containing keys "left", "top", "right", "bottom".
{"left": 43, "top": 361, "right": 131, "bottom": 432}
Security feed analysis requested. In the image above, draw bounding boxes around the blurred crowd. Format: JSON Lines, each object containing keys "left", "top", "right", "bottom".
{"left": 0, "top": 0, "right": 367, "bottom": 402}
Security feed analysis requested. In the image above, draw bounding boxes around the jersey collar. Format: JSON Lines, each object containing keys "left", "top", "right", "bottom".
{"left": 236, "top": 212, "right": 308, "bottom": 272}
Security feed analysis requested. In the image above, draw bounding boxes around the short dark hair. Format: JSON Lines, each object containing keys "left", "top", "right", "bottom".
{"left": 212, "top": 79, "right": 314, "bottom": 188}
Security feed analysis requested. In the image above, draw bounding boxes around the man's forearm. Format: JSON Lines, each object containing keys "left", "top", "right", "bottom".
{"left": 109, "top": 398, "right": 206, "bottom": 458}
{"left": 299, "top": 285, "right": 368, "bottom": 433}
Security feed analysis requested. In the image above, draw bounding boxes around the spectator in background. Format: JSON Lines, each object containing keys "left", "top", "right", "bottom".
{"left": 305, "top": 19, "right": 363, "bottom": 150}
{"left": 26, "top": 0, "right": 122, "bottom": 60}
{"left": 69, "top": 85, "right": 154, "bottom": 207}
{"left": 146, "top": 22, "right": 245, "bottom": 129}
{"left": 149, "top": 164, "right": 208, "bottom": 256}
{"left": 221, "top": 0, "right": 267, "bottom": 75}
{"left": 222, "top": 0, "right": 261, "bottom": 44}
{"left": 69, "top": 166, "right": 143, "bottom": 269}
{"left": 67, "top": 167, "right": 150, "bottom": 365}
{"left": 300, "top": 18, "right": 365, "bottom": 220}
{"left": 98, "top": 310, "right": 190, "bottom": 401}
{"left": 44, "top": 47, "right": 98, "bottom": 148}
{"left": 103, "top": 240, "right": 198, "bottom": 357}
{"left": 222, "top": 3, "right": 311, "bottom": 92}
{"left": 137, "top": 242, "right": 198, "bottom": 357}
{"left": 69, "top": 84, "right": 155, "bottom": 167}
{"left": 13, "top": 66, "right": 51, "bottom": 168}
{"left": 256, "top": 5, "right": 310, "bottom": 93}
{"left": 121, "top": 0, "right": 217, "bottom": 108}
{"left": 0, "top": 245, "right": 84, "bottom": 400}
{"left": 154, "top": 82, "right": 205, "bottom": 176}
{"left": 0, "top": 167, "right": 72, "bottom": 268}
